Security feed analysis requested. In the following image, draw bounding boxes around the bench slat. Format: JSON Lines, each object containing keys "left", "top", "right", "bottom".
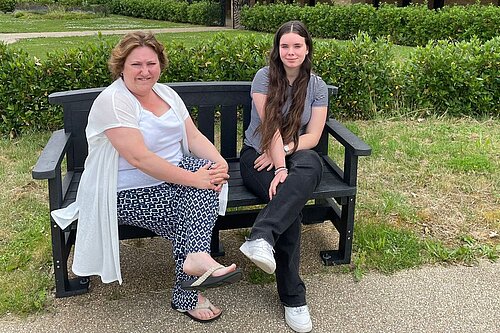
{"left": 61, "top": 158, "right": 356, "bottom": 208}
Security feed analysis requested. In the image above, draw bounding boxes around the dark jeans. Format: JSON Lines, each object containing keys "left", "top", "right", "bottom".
{"left": 239, "top": 145, "right": 323, "bottom": 307}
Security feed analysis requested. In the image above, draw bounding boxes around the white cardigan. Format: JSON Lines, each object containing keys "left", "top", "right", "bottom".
{"left": 51, "top": 79, "right": 228, "bottom": 284}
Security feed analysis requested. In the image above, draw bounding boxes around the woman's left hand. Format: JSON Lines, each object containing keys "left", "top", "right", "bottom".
{"left": 254, "top": 152, "right": 274, "bottom": 171}
{"left": 209, "top": 162, "right": 229, "bottom": 192}
{"left": 269, "top": 170, "right": 287, "bottom": 200}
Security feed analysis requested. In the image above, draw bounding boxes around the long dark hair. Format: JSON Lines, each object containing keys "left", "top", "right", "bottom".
{"left": 258, "top": 21, "right": 313, "bottom": 153}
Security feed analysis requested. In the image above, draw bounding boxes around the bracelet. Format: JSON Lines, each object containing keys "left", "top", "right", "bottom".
{"left": 274, "top": 167, "right": 288, "bottom": 176}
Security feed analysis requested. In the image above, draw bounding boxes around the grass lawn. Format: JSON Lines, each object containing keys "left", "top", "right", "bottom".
{"left": 348, "top": 118, "right": 499, "bottom": 278}
{"left": 0, "top": 12, "right": 193, "bottom": 33}
{"left": 1, "top": 119, "right": 498, "bottom": 315}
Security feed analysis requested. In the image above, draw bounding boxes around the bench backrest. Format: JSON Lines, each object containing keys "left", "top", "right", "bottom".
{"left": 48, "top": 82, "right": 337, "bottom": 172}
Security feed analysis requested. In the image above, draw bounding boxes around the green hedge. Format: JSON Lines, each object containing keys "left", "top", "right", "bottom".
{"left": 0, "top": 40, "right": 112, "bottom": 136}
{"left": 401, "top": 37, "right": 500, "bottom": 117}
{"left": 109, "top": 0, "right": 222, "bottom": 26}
{"left": 316, "top": 34, "right": 397, "bottom": 119}
{"left": 162, "top": 34, "right": 270, "bottom": 82}
{"left": 0, "top": 45, "right": 47, "bottom": 136}
{"left": 187, "top": 0, "right": 222, "bottom": 26}
{"left": 0, "top": 34, "right": 499, "bottom": 136}
{"left": 14, "top": 0, "right": 222, "bottom": 25}
{"left": 0, "top": 0, "right": 16, "bottom": 12}
{"left": 241, "top": 3, "right": 500, "bottom": 47}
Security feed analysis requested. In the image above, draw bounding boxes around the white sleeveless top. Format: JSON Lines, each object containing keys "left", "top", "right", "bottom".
{"left": 117, "top": 106, "right": 183, "bottom": 192}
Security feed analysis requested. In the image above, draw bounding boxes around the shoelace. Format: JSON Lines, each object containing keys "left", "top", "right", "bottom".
{"left": 291, "top": 306, "right": 308, "bottom": 315}
{"left": 262, "top": 241, "right": 275, "bottom": 254}
{"left": 246, "top": 238, "right": 275, "bottom": 254}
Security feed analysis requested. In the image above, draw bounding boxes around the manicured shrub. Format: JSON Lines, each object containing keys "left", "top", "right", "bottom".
{"left": 314, "top": 33, "right": 397, "bottom": 119}
{"left": 1, "top": 34, "right": 498, "bottom": 136}
{"left": 0, "top": 45, "right": 45, "bottom": 137}
{"left": 108, "top": 0, "right": 222, "bottom": 26}
{"left": 162, "top": 33, "right": 270, "bottom": 82}
{"left": 241, "top": 3, "right": 500, "bottom": 47}
{"left": 401, "top": 37, "right": 500, "bottom": 117}
{"left": 187, "top": 0, "right": 221, "bottom": 26}
{"left": 0, "top": 0, "right": 16, "bottom": 13}
{"left": 0, "top": 39, "right": 113, "bottom": 136}
{"left": 239, "top": 3, "right": 303, "bottom": 34}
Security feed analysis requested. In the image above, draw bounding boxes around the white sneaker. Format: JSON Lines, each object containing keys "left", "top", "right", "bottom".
{"left": 239, "top": 238, "right": 276, "bottom": 274}
{"left": 284, "top": 305, "right": 312, "bottom": 333}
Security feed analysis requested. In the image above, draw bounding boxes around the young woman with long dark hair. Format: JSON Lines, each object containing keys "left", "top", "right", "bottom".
{"left": 239, "top": 21, "right": 328, "bottom": 333}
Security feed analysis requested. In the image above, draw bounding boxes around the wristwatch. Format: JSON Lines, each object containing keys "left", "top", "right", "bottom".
{"left": 284, "top": 145, "right": 290, "bottom": 155}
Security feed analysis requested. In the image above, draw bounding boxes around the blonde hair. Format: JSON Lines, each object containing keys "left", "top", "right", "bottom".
{"left": 108, "top": 31, "right": 168, "bottom": 80}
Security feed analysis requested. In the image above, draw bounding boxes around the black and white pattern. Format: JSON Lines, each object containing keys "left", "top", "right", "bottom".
{"left": 117, "top": 155, "right": 219, "bottom": 310}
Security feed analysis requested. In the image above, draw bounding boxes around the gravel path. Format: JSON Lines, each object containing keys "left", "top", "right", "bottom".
{"left": 0, "top": 26, "right": 230, "bottom": 44}
{"left": 0, "top": 235, "right": 498, "bottom": 333}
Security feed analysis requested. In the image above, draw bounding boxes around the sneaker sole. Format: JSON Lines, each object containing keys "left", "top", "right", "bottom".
{"left": 285, "top": 321, "right": 312, "bottom": 333}
{"left": 285, "top": 317, "right": 312, "bottom": 333}
{"left": 249, "top": 255, "right": 276, "bottom": 274}
{"left": 239, "top": 243, "right": 276, "bottom": 274}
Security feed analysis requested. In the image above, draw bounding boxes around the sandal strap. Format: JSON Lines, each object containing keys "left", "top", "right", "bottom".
{"left": 194, "top": 298, "right": 216, "bottom": 311}
{"left": 189, "top": 264, "right": 225, "bottom": 287}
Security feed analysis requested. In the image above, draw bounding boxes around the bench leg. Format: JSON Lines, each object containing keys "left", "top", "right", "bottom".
{"left": 50, "top": 220, "right": 90, "bottom": 298}
{"left": 320, "top": 196, "right": 355, "bottom": 265}
{"left": 210, "top": 224, "right": 225, "bottom": 257}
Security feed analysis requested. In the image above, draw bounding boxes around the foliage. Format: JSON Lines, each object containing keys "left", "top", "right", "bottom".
{"left": 109, "top": 0, "right": 223, "bottom": 26}
{"left": 187, "top": 0, "right": 222, "bottom": 26}
{"left": 400, "top": 37, "right": 500, "bottom": 117}
{"left": 162, "top": 33, "right": 270, "bottom": 82}
{"left": 1, "top": 33, "right": 499, "bottom": 136}
{"left": 314, "top": 33, "right": 396, "bottom": 119}
{"left": 0, "top": 38, "right": 113, "bottom": 136}
{"left": 241, "top": 3, "right": 500, "bottom": 47}
{"left": 41, "top": 36, "right": 113, "bottom": 91}
{"left": 0, "top": 44, "right": 47, "bottom": 137}
{"left": 0, "top": 0, "right": 16, "bottom": 13}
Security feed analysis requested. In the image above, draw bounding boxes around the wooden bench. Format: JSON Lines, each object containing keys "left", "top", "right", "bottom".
{"left": 32, "top": 81, "right": 371, "bottom": 298}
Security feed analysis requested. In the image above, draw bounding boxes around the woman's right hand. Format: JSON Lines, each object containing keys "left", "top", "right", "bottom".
{"left": 268, "top": 169, "right": 288, "bottom": 200}
{"left": 193, "top": 163, "right": 229, "bottom": 192}
{"left": 254, "top": 151, "right": 274, "bottom": 171}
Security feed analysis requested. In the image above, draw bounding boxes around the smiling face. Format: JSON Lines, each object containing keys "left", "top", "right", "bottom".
{"left": 279, "top": 32, "right": 308, "bottom": 72}
{"left": 122, "top": 46, "right": 161, "bottom": 97}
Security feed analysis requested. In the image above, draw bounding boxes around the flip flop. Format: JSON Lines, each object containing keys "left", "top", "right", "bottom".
{"left": 171, "top": 298, "right": 222, "bottom": 323}
{"left": 181, "top": 264, "right": 242, "bottom": 291}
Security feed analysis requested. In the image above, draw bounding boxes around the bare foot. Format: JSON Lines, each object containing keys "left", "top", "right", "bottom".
{"left": 187, "top": 294, "right": 221, "bottom": 321}
{"left": 183, "top": 252, "right": 237, "bottom": 277}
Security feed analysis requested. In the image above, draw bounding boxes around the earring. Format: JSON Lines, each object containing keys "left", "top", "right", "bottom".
{"left": 120, "top": 73, "right": 123, "bottom": 78}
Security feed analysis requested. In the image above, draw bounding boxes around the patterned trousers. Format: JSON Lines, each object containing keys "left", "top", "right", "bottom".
{"left": 116, "top": 155, "right": 219, "bottom": 310}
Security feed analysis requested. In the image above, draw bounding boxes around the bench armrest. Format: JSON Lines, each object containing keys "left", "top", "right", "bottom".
{"left": 325, "top": 119, "right": 372, "bottom": 157}
{"left": 32, "top": 129, "right": 71, "bottom": 180}
{"left": 323, "top": 118, "right": 371, "bottom": 187}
